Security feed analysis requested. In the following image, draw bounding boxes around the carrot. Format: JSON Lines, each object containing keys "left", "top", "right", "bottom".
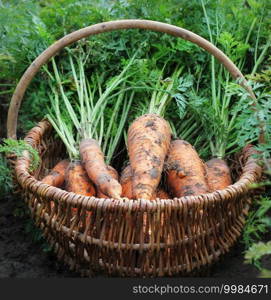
{"left": 156, "top": 189, "right": 170, "bottom": 199}
{"left": 41, "top": 159, "right": 69, "bottom": 187}
{"left": 120, "top": 164, "right": 162, "bottom": 199}
{"left": 120, "top": 164, "right": 133, "bottom": 199}
{"left": 127, "top": 114, "right": 171, "bottom": 200}
{"left": 206, "top": 158, "right": 232, "bottom": 191}
{"left": 79, "top": 138, "right": 122, "bottom": 199}
{"left": 166, "top": 140, "right": 209, "bottom": 197}
{"left": 65, "top": 160, "right": 96, "bottom": 196}
{"left": 97, "top": 166, "right": 119, "bottom": 198}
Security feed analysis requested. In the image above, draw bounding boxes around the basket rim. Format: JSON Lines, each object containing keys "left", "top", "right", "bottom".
{"left": 14, "top": 120, "right": 262, "bottom": 213}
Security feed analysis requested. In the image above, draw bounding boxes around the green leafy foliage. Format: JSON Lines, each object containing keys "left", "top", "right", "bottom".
{"left": 0, "top": 1, "right": 53, "bottom": 80}
{"left": 0, "top": 139, "right": 40, "bottom": 171}
{"left": 218, "top": 32, "right": 250, "bottom": 63}
{"left": 243, "top": 197, "right": 271, "bottom": 249}
{"left": 228, "top": 82, "right": 271, "bottom": 146}
{"left": 245, "top": 241, "right": 271, "bottom": 271}
{"left": 243, "top": 195, "right": 271, "bottom": 274}
{"left": 173, "top": 75, "right": 193, "bottom": 119}
{"left": 1, "top": 0, "right": 270, "bottom": 138}
{"left": 0, "top": 154, "right": 13, "bottom": 198}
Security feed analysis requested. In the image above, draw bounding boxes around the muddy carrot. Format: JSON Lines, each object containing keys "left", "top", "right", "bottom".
{"left": 206, "top": 158, "right": 232, "bottom": 191}
{"left": 156, "top": 189, "right": 170, "bottom": 199}
{"left": 79, "top": 138, "right": 122, "bottom": 199}
{"left": 127, "top": 114, "right": 171, "bottom": 200}
{"left": 166, "top": 140, "right": 209, "bottom": 197}
{"left": 41, "top": 159, "right": 69, "bottom": 187}
{"left": 97, "top": 166, "right": 119, "bottom": 198}
{"left": 120, "top": 164, "right": 133, "bottom": 199}
{"left": 65, "top": 160, "right": 96, "bottom": 196}
{"left": 120, "top": 164, "right": 160, "bottom": 199}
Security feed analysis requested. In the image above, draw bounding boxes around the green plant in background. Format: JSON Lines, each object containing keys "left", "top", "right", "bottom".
{"left": 0, "top": 139, "right": 40, "bottom": 172}
{"left": 0, "top": 154, "right": 13, "bottom": 198}
{"left": 1, "top": 0, "right": 271, "bottom": 136}
{"left": 246, "top": 57, "right": 271, "bottom": 168}
{"left": 172, "top": 0, "right": 271, "bottom": 161}
{"left": 249, "top": 57, "right": 271, "bottom": 90}
{"left": 243, "top": 197, "right": 271, "bottom": 249}
{"left": 169, "top": 75, "right": 208, "bottom": 157}
{"left": 0, "top": 0, "right": 54, "bottom": 81}
{"left": 245, "top": 241, "right": 271, "bottom": 277}
{"left": 242, "top": 195, "right": 271, "bottom": 275}
{"left": 229, "top": 81, "right": 271, "bottom": 150}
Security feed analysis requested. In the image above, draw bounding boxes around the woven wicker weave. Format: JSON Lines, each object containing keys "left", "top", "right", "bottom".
{"left": 7, "top": 20, "right": 263, "bottom": 277}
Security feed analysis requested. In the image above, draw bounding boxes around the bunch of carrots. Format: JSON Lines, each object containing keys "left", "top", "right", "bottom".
{"left": 41, "top": 49, "right": 233, "bottom": 201}
{"left": 42, "top": 134, "right": 232, "bottom": 200}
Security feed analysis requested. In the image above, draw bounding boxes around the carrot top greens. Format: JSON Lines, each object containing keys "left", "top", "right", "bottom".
{"left": 45, "top": 48, "right": 138, "bottom": 163}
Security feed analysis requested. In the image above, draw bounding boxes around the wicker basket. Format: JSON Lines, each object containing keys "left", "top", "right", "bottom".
{"left": 7, "top": 20, "right": 263, "bottom": 277}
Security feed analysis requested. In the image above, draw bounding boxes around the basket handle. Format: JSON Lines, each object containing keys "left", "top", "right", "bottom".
{"left": 7, "top": 19, "right": 258, "bottom": 140}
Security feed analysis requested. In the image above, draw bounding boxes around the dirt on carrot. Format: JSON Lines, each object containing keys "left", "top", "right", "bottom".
{"left": 120, "top": 164, "right": 162, "bottom": 199}
{"left": 206, "top": 158, "right": 232, "bottom": 191}
{"left": 79, "top": 138, "right": 122, "bottom": 199}
{"left": 97, "top": 165, "right": 119, "bottom": 198}
{"left": 41, "top": 159, "right": 69, "bottom": 187}
{"left": 120, "top": 164, "right": 133, "bottom": 199}
{"left": 156, "top": 189, "right": 170, "bottom": 199}
{"left": 65, "top": 160, "right": 96, "bottom": 196}
{"left": 127, "top": 114, "right": 171, "bottom": 200}
{"left": 166, "top": 139, "right": 209, "bottom": 197}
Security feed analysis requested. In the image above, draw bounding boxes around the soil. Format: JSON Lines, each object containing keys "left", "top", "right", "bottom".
{"left": 0, "top": 194, "right": 77, "bottom": 278}
{"left": 1, "top": 192, "right": 270, "bottom": 278}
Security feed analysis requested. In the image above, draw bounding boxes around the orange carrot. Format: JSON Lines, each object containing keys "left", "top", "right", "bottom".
{"left": 120, "top": 164, "right": 133, "bottom": 199}
{"left": 156, "top": 189, "right": 170, "bottom": 199}
{"left": 79, "top": 138, "right": 122, "bottom": 199}
{"left": 120, "top": 164, "right": 161, "bottom": 199}
{"left": 41, "top": 159, "right": 69, "bottom": 187}
{"left": 206, "top": 158, "right": 232, "bottom": 191}
{"left": 166, "top": 140, "right": 209, "bottom": 197}
{"left": 97, "top": 166, "right": 119, "bottom": 198}
{"left": 127, "top": 114, "right": 171, "bottom": 200}
{"left": 65, "top": 161, "right": 96, "bottom": 196}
